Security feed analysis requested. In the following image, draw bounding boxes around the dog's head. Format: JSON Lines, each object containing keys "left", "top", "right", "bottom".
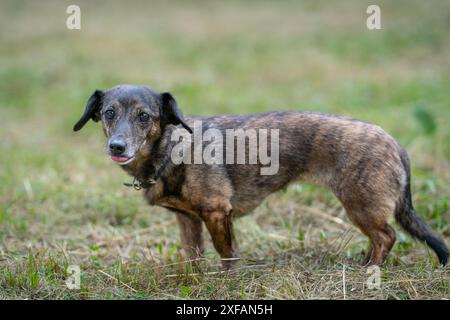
{"left": 73, "top": 84, "right": 192, "bottom": 165}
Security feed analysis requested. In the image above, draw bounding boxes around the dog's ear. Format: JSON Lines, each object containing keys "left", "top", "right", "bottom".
{"left": 73, "top": 90, "right": 104, "bottom": 132}
{"left": 160, "top": 92, "right": 193, "bottom": 133}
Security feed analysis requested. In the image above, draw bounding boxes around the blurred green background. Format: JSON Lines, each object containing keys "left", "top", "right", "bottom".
{"left": 0, "top": 0, "right": 449, "bottom": 299}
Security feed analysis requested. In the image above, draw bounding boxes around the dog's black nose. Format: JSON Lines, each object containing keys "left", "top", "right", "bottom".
{"left": 109, "top": 140, "right": 126, "bottom": 155}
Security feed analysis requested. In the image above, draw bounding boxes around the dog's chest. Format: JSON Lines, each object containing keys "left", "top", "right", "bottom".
{"left": 143, "top": 180, "right": 199, "bottom": 216}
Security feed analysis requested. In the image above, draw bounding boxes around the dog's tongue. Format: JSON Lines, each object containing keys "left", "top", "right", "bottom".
{"left": 111, "top": 156, "right": 129, "bottom": 163}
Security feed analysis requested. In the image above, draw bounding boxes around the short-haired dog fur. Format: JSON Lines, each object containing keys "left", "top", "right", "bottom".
{"left": 74, "top": 84, "right": 449, "bottom": 269}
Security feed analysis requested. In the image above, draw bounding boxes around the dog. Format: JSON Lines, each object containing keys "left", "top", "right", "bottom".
{"left": 73, "top": 84, "right": 449, "bottom": 269}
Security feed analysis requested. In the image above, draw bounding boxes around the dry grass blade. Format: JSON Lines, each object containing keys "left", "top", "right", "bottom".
{"left": 98, "top": 270, "right": 138, "bottom": 293}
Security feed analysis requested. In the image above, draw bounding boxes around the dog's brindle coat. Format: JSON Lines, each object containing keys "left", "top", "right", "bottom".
{"left": 74, "top": 85, "right": 449, "bottom": 268}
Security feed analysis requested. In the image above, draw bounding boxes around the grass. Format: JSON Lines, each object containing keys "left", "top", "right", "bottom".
{"left": 0, "top": 0, "right": 449, "bottom": 299}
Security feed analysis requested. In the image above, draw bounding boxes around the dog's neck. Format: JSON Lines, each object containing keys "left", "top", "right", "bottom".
{"left": 122, "top": 126, "right": 183, "bottom": 190}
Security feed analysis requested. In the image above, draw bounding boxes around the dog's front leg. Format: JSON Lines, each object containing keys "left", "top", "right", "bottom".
{"left": 202, "top": 210, "right": 239, "bottom": 270}
{"left": 176, "top": 213, "right": 204, "bottom": 260}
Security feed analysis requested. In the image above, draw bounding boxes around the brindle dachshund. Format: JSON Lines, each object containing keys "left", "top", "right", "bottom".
{"left": 73, "top": 84, "right": 449, "bottom": 269}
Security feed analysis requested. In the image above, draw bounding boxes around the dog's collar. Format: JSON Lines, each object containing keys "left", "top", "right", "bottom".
{"left": 123, "top": 156, "right": 168, "bottom": 191}
{"left": 123, "top": 176, "right": 156, "bottom": 190}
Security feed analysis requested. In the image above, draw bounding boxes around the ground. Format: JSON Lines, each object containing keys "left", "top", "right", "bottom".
{"left": 0, "top": 0, "right": 449, "bottom": 299}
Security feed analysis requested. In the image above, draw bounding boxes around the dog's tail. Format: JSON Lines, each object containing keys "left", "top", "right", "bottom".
{"left": 395, "top": 148, "right": 449, "bottom": 266}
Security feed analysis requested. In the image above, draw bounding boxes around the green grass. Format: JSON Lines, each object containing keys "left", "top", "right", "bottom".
{"left": 0, "top": 0, "right": 449, "bottom": 299}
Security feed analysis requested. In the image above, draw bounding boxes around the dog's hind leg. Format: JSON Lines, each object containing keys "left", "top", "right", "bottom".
{"left": 176, "top": 213, "right": 204, "bottom": 260}
{"left": 344, "top": 204, "right": 396, "bottom": 266}
{"left": 364, "top": 222, "right": 396, "bottom": 266}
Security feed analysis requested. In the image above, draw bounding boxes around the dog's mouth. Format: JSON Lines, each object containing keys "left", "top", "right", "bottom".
{"left": 111, "top": 155, "right": 135, "bottom": 165}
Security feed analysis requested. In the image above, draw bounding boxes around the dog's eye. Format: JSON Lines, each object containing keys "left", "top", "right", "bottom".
{"left": 105, "top": 110, "right": 115, "bottom": 120}
{"left": 139, "top": 112, "right": 150, "bottom": 122}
